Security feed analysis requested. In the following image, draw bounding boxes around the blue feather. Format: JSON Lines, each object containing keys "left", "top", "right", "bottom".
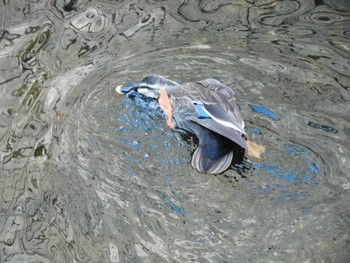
{"left": 194, "top": 103, "right": 211, "bottom": 119}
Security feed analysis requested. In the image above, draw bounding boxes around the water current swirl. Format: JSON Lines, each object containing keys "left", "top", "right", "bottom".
{"left": 0, "top": 0, "right": 349, "bottom": 262}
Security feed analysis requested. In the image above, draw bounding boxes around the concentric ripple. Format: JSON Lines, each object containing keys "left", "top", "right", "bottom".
{"left": 0, "top": 0, "right": 349, "bottom": 262}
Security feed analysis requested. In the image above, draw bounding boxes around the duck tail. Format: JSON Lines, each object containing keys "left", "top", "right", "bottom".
{"left": 191, "top": 147, "right": 233, "bottom": 174}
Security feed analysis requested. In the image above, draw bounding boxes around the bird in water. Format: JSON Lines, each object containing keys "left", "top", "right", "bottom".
{"left": 116, "top": 75, "right": 265, "bottom": 174}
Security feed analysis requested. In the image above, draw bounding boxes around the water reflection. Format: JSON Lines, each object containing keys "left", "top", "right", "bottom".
{"left": 0, "top": 0, "right": 349, "bottom": 262}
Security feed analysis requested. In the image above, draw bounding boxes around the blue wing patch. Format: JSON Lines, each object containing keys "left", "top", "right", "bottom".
{"left": 194, "top": 103, "right": 211, "bottom": 119}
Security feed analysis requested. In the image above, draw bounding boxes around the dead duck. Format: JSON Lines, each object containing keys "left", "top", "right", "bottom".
{"left": 116, "top": 75, "right": 265, "bottom": 174}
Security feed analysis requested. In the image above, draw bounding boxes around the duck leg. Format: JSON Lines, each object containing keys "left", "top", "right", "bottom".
{"left": 246, "top": 140, "right": 266, "bottom": 158}
{"left": 158, "top": 88, "right": 175, "bottom": 129}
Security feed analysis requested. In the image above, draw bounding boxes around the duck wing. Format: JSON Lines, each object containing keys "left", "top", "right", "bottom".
{"left": 190, "top": 118, "right": 246, "bottom": 149}
{"left": 197, "top": 79, "right": 245, "bottom": 134}
{"left": 172, "top": 80, "right": 247, "bottom": 150}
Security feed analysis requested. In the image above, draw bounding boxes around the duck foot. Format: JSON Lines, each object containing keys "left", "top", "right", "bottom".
{"left": 246, "top": 140, "right": 266, "bottom": 159}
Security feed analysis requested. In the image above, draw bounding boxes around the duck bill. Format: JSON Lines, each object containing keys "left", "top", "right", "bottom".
{"left": 115, "top": 84, "right": 137, "bottom": 95}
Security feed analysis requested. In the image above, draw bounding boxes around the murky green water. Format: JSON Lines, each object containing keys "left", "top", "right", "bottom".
{"left": 1, "top": 0, "right": 350, "bottom": 262}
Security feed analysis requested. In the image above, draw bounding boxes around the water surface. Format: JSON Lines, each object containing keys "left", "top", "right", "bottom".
{"left": 1, "top": 0, "right": 350, "bottom": 262}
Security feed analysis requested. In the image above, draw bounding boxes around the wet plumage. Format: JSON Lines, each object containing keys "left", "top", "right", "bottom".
{"left": 118, "top": 75, "right": 247, "bottom": 174}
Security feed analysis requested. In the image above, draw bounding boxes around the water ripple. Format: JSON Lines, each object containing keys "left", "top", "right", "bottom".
{"left": 0, "top": 0, "right": 349, "bottom": 262}
{"left": 70, "top": 8, "right": 112, "bottom": 33}
{"left": 304, "top": 5, "right": 350, "bottom": 25}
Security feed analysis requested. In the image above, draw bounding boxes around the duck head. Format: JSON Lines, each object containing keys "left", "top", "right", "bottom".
{"left": 116, "top": 75, "right": 180, "bottom": 98}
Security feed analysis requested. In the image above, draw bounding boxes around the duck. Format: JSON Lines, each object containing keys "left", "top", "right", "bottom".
{"left": 116, "top": 75, "right": 265, "bottom": 174}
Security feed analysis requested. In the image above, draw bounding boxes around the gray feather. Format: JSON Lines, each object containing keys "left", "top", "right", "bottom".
{"left": 187, "top": 117, "right": 247, "bottom": 149}
{"left": 172, "top": 80, "right": 246, "bottom": 149}
{"left": 191, "top": 147, "right": 233, "bottom": 174}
